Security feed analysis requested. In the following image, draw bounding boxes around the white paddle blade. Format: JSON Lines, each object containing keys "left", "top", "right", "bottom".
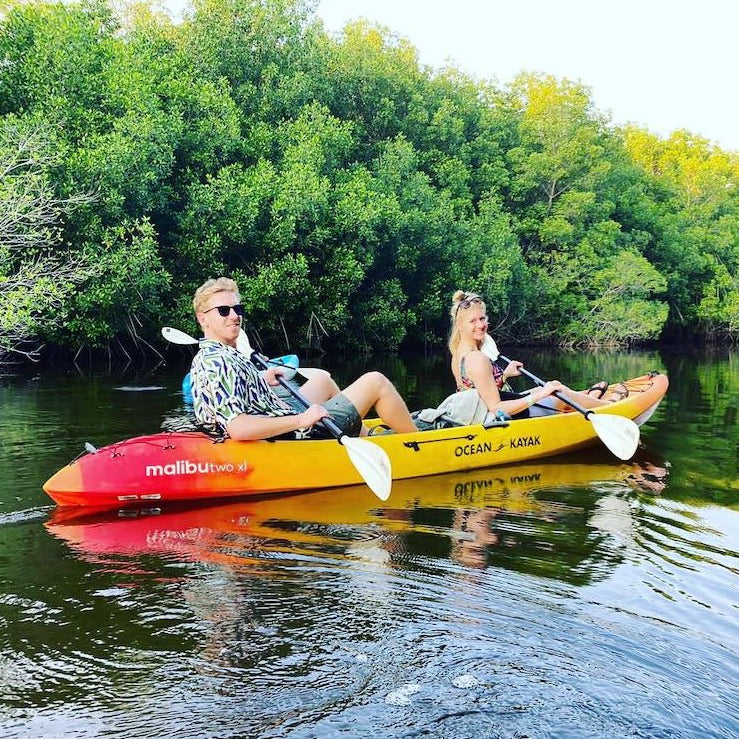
{"left": 590, "top": 414, "right": 640, "bottom": 460}
{"left": 268, "top": 354, "right": 299, "bottom": 382}
{"left": 162, "top": 327, "right": 198, "bottom": 345}
{"left": 341, "top": 436, "right": 392, "bottom": 501}
{"left": 269, "top": 354, "right": 330, "bottom": 382}
{"left": 481, "top": 334, "right": 500, "bottom": 362}
{"left": 237, "top": 330, "right": 253, "bottom": 355}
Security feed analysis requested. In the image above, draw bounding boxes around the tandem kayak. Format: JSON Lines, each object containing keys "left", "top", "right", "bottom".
{"left": 42, "top": 372, "right": 668, "bottom": 508}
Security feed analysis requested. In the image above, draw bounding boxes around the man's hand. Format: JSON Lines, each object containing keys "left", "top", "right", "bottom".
{"left": 297, "top": 404, "right": 330, "bottom": 428}
{"left": 262, "top": 366, "right": 285, "bottom": 386}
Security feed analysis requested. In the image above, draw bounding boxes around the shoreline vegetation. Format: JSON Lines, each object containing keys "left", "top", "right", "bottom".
{"left": 1, "top": 0, "right": 737, "bottom": 366}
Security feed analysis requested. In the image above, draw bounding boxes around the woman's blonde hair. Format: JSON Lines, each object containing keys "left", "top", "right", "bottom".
{"left": 192, "top": 277, "right": 241, "bottom": 314}
{"left": 447, "top": 289, "right": 486, "bottom": 354}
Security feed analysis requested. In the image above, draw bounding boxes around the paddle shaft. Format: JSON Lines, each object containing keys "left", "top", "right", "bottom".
{"left": 162, "top": 326, "right": 329, "bottom": 380}
{"left": 498, "top": 354, "right": 592, "bottom": 417}
{"left": 250, "top": 352, "right": 345, "bottom": 439}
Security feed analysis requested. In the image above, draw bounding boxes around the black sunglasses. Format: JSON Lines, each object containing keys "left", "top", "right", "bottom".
{"left": 203, "top": 304, "right": 245, "bottom": 318}
{"left": 455, "top": 294, "right": 483, "bottom": 317}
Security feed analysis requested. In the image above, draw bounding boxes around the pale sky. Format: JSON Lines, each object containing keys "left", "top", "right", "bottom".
{"left": 315, "top": 0, "right": 738, "bottom": 152}
{"left": 162, "top": 0, "right": 739, "bottom": 152}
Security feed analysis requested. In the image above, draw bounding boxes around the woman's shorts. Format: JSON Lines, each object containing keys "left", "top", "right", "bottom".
{"left": 500, "top": 390, "right": 558, "bottom": 419}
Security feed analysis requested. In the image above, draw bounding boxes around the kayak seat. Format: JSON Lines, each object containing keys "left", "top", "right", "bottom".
{"left": 411, "top": 410, "right": 464, "bottom": 431}
{"left": 367, "top": 424, "right": 394, "bottom": 436}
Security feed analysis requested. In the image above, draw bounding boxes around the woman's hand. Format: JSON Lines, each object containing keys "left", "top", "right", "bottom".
{"left": 540, "top": 380, "right": 565, "bottom": 397}
{"left": 502, "top": 360, "right": 524, "bottom": 381}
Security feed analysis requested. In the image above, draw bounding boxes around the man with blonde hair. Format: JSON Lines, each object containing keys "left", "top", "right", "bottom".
{"left": 190, "top": 277, "right": 417, "bottom": 440}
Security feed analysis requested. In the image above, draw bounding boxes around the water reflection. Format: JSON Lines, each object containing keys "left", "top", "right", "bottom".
{"left": 3, "top": 350, "right": 738, "bottom": 738}
{"left": 46, "top": 456, "right": 669, "bottom": 582}
{"left": 35, "top": 455, "right": 739, "bottom": 739}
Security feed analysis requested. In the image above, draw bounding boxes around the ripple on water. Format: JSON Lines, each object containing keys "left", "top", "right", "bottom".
{"left": 608, "top": 497, "right": 739, "bottom": 647}
{"left": 204, "top": 501, "right": 736, "bottom": 738}
{"left": 6, "top": 477, "right": 736, "bottom": 738}
{"left": 0, "top": 507, "right": 51, "bottom": 525}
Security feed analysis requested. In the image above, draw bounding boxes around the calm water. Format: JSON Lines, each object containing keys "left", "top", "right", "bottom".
{"left": 0, "top": 347, "right": 736, "bottom": 738}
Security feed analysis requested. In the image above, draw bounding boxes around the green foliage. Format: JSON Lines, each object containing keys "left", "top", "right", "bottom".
{"left": 0, "top": 0, "right": 118, "bottom": 131}
{"left": 624, "top": 127, "right": 739, "bottom": 341}
{"left": 236, "top": 253, "right": 313, "bottom": 320}
{"left": 476, "top": 196, "right": 528, "bottom": 330}
{"left": 563, "top": 251, "right": 669, "bottom": 345}
{"left": 177, "top": 159, "right": 277, "bottom": 276}
{"left": 62, "top": 219, "right": 170, "bottom": 346}
{"left": 0, "top": 258, "right": 90, "bottom": 357}
{"left": 1, "top": 0, "right": 737, "bottom": 360}
{"left": 355, "top": 278, "right": 413, "bottom": 350}
{"left": 0, "top": 115, "right": 93, "bottom": 359}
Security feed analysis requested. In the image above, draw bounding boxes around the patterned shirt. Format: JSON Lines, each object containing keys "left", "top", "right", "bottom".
{"left": 190, "top": 339, "right": 294, "bottom": 434}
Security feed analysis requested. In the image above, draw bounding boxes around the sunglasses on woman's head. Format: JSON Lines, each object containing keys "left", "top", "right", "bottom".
{"left": 455, "top": 294, "right": 483, "bottom": 317}
{"left": 203, "top": 304, "right": 245, "bottom": 317}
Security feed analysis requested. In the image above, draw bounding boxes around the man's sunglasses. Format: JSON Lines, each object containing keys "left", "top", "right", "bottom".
{"left": 202, "top": 304, "right": 245, "bottom": 318}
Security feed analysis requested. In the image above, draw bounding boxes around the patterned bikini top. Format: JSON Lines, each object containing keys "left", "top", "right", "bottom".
{"left": 458, "top": 351, "right": 505, "bottom": 390}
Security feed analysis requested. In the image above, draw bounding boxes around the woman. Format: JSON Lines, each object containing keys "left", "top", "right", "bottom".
{"left": 448, "top": 290, "right": 626, "bottom": 419}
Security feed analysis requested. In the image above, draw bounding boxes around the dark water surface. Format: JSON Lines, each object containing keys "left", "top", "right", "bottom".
{"left": 0, "top": 347, "right": 736, "bottom": 738}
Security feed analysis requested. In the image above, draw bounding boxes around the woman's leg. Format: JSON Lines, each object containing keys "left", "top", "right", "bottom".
{"left": 547, "top": 385, "right": 626, "bottom": 412}
{"left": 341, "top": 371, "right": 416, "bottom": 433}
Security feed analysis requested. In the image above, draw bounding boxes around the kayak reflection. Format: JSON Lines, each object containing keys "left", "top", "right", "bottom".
{"left": 46, "top": 456, "right": 668, "bottom": 580}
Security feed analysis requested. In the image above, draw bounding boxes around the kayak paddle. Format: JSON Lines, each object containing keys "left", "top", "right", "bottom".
{"left": 163, "top": 326, "right": 392, "bottom": 499}
{"left": 161, "top": 326, "right": 199, "bottom": 345}
{"left": 160, "top": 327, "right": 329, "bottom": 380}
{"left": 498, "top": 354, "right": 640, "bottom": 460}
{"left": 239, "top": 334, "right": 393, "bottom": 502}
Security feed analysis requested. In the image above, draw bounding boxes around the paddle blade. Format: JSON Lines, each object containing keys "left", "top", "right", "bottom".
{"left": 340, "top": 436, "right": 392, "bottom": 501}
{"left": 481, "top": 334, "right": 500, "bottom": 361}
{"left": 237, "top": 330, "right": 253, "bottom": 355}
{"left": 589, "top": 413, "right": 640, "bottom": 460}
{"left": 162, "top": 327, "right": 198, "bottom": 345}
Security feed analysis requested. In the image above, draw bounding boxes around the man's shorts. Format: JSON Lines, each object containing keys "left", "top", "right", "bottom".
{"left": 284, "top": 392, "right": 362, "bottom": 437}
